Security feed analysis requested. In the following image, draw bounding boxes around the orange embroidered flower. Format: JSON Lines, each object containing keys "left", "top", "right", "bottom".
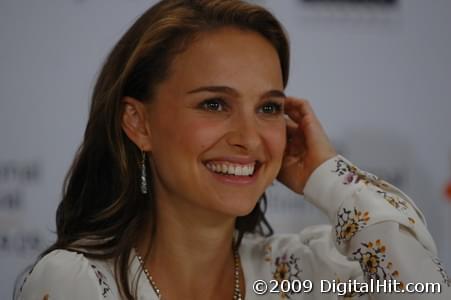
{"left": 362, "top": 253, "right": 380, "bottom": 274}
{"left": 342, "top": 223, "right": 359, "bottom": 240}
{"left": 274, "top": 263, "right": 290, "bottom": 281}
{"left": 353, "top": 239, "right": 401, "bottom": 285}
{"left": 336, "top": 208, "right": 371, "bottom": 244}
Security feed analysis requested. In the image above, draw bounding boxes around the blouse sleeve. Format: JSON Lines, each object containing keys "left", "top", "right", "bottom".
{"left": 17, "top": 249, "right": 111, "bottom": 300}
{"left": 303, "top": 155, "right": 450, "bottom": 299}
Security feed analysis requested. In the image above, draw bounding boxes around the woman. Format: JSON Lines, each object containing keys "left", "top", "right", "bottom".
{"left": 17, "top": 0, "right": 450, "bottom": 299}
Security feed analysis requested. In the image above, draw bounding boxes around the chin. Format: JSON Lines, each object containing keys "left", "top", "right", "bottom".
{"left": 217, "top": 195, "right": 262, "bottom": 218}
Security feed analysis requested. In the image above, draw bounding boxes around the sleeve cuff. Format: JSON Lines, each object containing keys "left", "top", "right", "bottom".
{"left": 302, "top": 154, "right": 437, "bottom": 254}
{"left": 303, "top": 155, "right": 359, "bottom": 221}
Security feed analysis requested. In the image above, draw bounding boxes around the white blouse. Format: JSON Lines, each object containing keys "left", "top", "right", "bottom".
{"left": 17, "top": 155, "right": 451, "bottom": 299}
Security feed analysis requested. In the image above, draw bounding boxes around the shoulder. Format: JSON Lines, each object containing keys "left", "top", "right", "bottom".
{"left": 18, "top": 249, "right": 117, "bottom": 300}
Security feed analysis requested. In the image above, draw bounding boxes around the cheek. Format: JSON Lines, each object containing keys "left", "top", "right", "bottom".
{"left": 170, "top": 118, "right": 224, "bottom": 155}
{"left": 150, "top": 117, "right": 222, "bottom": 180}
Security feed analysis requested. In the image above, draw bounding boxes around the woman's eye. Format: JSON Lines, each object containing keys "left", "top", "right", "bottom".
{"left": 260, "top": 102, "right": 283, "bottom": 114}
{"left": 200, "top": 99, "right": 226, "bottom": 112}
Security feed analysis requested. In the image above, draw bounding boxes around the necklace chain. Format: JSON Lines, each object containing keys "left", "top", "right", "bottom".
{"left": 135, "top": 248, "right": 243, "bottom": 300}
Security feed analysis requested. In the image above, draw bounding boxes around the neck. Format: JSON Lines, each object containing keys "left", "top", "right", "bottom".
{"left": 136, "top": 191, "right": 241, "bottom": 299}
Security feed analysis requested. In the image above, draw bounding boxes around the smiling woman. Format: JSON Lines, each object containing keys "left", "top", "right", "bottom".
{"left": 16, "top": 0, "right": 450, "bottom": 300}
{"left": 124, "top": 27, "right": 287, "bottom": 219}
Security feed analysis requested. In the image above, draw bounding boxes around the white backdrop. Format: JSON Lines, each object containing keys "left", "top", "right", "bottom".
{"left": 1, "top": 0, "right": 450, "bottom": 298}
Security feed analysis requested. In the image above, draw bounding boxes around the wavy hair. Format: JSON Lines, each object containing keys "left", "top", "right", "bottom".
{"left": 40, "top": 0, "right": 289, "bottom": 298}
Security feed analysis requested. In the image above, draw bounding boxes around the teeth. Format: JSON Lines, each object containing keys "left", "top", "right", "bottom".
{"left": 205, "top": 161, "right": 256, "bottom": 176}
{"left": 236, "top": 166, "right": 242, "bottom": 176}
{"left": 228, "top": 165, "right": 235, "bottom": 175}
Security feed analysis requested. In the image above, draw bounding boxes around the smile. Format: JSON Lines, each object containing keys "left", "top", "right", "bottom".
{"left": 205, "top": 161, "right": 256, "bottom": 176}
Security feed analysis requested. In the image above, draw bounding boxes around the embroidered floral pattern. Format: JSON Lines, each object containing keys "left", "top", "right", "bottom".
{"left": 264, "top": 245, "right": 303, "bottom": 299}
{"left": 332, "top": 159, "right": 385, "bottom": 188}
{"left": 91, "top": 264, "right": 111, "bottom": 298}
{"left": 432, "top": 257, "right": 451, "bottom": 287}
{"left": 376, "top": 190, "right": 408, "bottom": 212}
{"left": 336, "top": 208, "right": 370, "bottom": 244}
{"left": 264, "top": 244, "right": 272, "bottom": 263}
{"left": 352, "top": 239, "right": 404, "bottom": 289}
{"left": 332, "top": 159, "right": 412, "bottom": 215}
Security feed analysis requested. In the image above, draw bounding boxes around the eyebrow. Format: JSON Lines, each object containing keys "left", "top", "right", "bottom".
{"left": 187, "top": 85, "right": 286, "bottom": 99}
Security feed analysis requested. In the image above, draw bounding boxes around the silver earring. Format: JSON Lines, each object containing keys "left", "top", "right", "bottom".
{"left": 140, "top": 150, "right": 148, "bottom": 194}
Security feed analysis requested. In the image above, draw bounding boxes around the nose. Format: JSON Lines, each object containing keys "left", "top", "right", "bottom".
{"left": 226, "top": 113, "right": 262, "bottom": 153}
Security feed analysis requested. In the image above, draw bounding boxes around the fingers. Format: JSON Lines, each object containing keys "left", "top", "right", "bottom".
{"left": 284, "top": 113, "right": 298, "bottom": 127}
{"left": 284, "top": 112, "right": 301, "bottom": 143}
{"left": 279, "top": 97, "right": 337, "bottom": 193}
{"left": 284, "top": 98, "right": 317, "bottom": 126}
{"left": 285, "top": 119, "right": 306, "bottom": 157}
{"left": 284, "top": 97, "right": 331, "bottom": 152}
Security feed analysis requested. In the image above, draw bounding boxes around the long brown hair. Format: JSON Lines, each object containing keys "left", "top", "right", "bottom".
{"left": 43, "top": 0, "right": 289, "bottom": 298}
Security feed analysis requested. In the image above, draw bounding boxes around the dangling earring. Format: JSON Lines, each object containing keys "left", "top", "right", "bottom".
{"left": 140, "top": 150, "right": 148, "bottom": 195}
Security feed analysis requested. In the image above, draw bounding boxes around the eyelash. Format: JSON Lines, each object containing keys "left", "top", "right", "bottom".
{"left": 200, "top": 98, "right": 227, "bottom": 112}
{"left": 199, "top": 98, "right": 283, "bottom": 115}
{"left": 259, "top": 102, "right": 283, "bottom": 114}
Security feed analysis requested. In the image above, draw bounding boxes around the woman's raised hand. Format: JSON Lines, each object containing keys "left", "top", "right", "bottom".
{"left": 277, "top": 98, "right": 337, "bottom": 194}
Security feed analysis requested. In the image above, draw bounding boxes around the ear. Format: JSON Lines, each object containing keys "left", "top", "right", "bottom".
{"left": 122, "top": 96, "right": 153, "bottom": 151}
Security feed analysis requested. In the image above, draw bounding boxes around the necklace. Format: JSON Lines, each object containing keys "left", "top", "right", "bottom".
{"left": 135, "top": 247, "right": 243, "bottom": 300}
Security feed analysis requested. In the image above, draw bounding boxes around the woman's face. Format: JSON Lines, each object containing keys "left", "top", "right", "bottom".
{"left": 146, "top": 27, "right": 286, "bottom": 218}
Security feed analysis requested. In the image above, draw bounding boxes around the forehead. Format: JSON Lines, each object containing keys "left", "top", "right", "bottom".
{"left": 163, "top": 26, "right": 284, "bottom": 93}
